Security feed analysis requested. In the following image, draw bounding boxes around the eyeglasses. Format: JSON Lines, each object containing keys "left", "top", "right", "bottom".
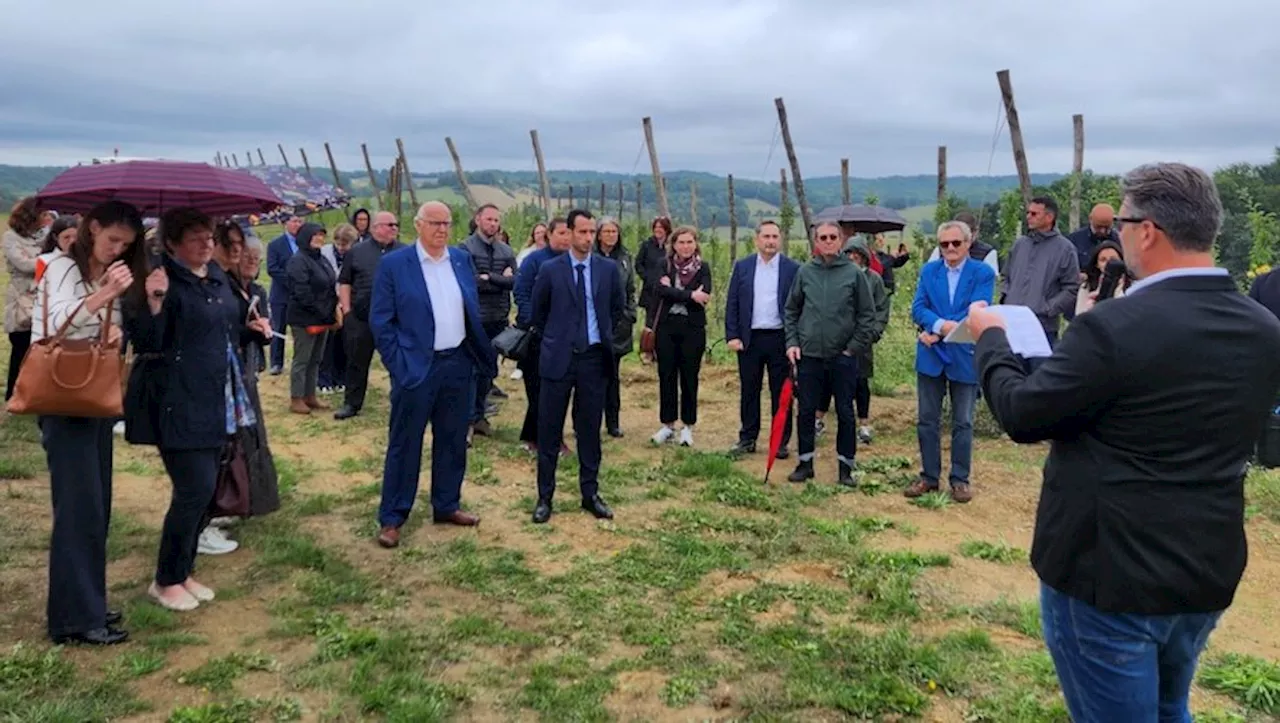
{"left": 938, "top": 240, "right": 963, "bottom": 249}
{"left": 378, "top": 222, "right": 399, "bottom": 228}
{"left": 1117, "top": 216, "right": 1164, "bottom": 232}
{"left": 816, "top": 234, "right": 840, "bottom": 242}
{"left": 418, "top": 220, "right": 452, "bottom": 228}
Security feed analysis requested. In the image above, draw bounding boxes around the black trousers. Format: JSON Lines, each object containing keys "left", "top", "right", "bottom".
{"left": 855, "top": 377, "right": 871, "bottom": 420}
{"left": 473, "top": 320, "right": 507, "bottom": 423}
{"left": 156, "top": 447, "right": 220, "bottom": 587}
{"left": 519, "top": 343, "right": 542, "bottom": 444}
{"left": 736, "top": 329, "right": 791, "bottom": 447}
{"left": 269, "top": 300, "right": 288, "bottom": 369}
{"left": 318, "top": 325, "right": 347, "bottom": 388}
{"left": 537, "top": 347, "right": 606, "bottom": 503}
{"left": 796, "top": 355, "right": 859, "bottom": 466}
{"left": 6, "top": 330, "right": 31, "bottom": 401}
{"left": 343, "top": 316, "right": 376, "bottom": 411}
{"left": 604, "top": 355, "right": 623, "bottom": 431}
{"left": 656, "top": 318, "right": 705, "bottom": 425}
{"left": 40, "top": 415, "right": 113, "bottom": 637}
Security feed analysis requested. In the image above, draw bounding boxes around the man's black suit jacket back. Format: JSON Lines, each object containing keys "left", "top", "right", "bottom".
{"left": 976, "top": 273, "right": 1280, "bottom": 615}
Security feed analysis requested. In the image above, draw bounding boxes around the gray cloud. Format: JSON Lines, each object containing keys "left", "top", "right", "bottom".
{"left": 2, "top": 0, "right": 1276, "bottom": 179}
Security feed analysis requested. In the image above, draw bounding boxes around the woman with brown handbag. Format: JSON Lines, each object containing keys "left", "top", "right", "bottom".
{"left": 124, "top": 207, "right": 273, "bottom": 612}
{"left": 32, "top": 200, "right": 147, "bottom": 645}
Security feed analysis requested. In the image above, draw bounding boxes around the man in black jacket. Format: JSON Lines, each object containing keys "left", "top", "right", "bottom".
{"left": 334, "top": 211, "right": 405, "bottom": 420}
{"left": 968, "top": 162, "right": 1280, "bottom": 722}
{"left": 460, "top": 204, "right": 516, "bottom": 437}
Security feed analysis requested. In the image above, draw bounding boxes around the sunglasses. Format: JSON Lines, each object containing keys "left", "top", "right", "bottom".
{"left": 938, "top": 240, "right": 964, "bottom": 249}
{"left": 816, "top": 234, "right": 840, "bottom": 242}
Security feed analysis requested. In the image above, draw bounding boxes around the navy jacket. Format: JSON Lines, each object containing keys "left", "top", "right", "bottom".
{"left": 1248, "top": 268, "right": 1280, "bottom": 322}
{"left": 724, "top": 253, "right": 799, "bottom": 350}
{"left": 124, "top": 256, "right": 256, "bottom": 450}
{"left": 513, "top": 246, "right": 564, "bottom": 328}
{"left": 530, "top": 252, "right": 625, "bottom": 382}
{"left": 266, "top": 233, "right": 297, "bottom": 305}
{"left": 369, "top": 244, "right": 497, "bottom": 392}
{"left": 1067, "top": 227, "right": 1121, "bottom": 270}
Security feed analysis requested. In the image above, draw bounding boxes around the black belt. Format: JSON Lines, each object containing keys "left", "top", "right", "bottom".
{"left": 435, "top": 346, "right": 461, "bottom": 357}
{"left": 573, "top": 344, "right": 604, "bottom": 355}
{"left": 752, "top": 327, "right": 783, "bottom": 333}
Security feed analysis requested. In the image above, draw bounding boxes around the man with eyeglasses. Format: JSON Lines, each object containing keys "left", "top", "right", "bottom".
{"left": 1000, "top": 195, "right": 1079, "bottom": 367}
{"left": 783, "top": 222, "right": 876, "bottom": 487}
{"left": 334, "top": 211, "right": 406, "bottom": 420}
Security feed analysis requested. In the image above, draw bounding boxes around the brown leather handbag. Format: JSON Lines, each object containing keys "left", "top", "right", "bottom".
{"left": 5, "top": 290, "right": 123, "bottom": 418}
{"left": 640, "top": 300, "right": 663, "bottom": 356}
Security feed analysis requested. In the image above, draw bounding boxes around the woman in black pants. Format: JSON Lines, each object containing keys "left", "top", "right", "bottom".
{"left": 593, "top": 217, "right": 636, "bottom": 437}
{"left": 36, "top": 200, "right": 147, "bottom": 645}
{"left": 125, "top": 207, "right": 272, "bottom": 612}
{"left": 649, "top": 226, "right": 712, "bottom": 448}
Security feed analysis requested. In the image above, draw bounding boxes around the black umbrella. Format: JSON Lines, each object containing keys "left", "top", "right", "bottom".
{"left": 813, "top": 204, "right": 908, "bottom": 234}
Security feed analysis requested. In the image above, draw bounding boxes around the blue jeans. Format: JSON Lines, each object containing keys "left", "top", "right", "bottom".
{"left": 915, "top": 372, "right": 977, "bottom": 487}
{"left": 1040, "top": 582, "right": 1221, "bottom": 723}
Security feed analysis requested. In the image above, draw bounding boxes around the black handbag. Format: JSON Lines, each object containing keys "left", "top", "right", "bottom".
{"left": 492, "top": 325, "right": 533, "bottom": 361}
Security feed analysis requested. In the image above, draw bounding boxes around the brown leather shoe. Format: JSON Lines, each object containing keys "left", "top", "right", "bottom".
{"left": 304, "top": 395, "right": 330, "bottom": 410}
{"left": 376, "top": 526, "right": 400, "bottom": 548}
{"left": 903, "top": 478, "right": 938, "bottom": 498}
{"left": 434, "top": 510, "right": 480, "bottom": 526}
{"left": 950, "top": 483, "right": 973, "bottom": 504}
{"left": 290, "top": 398, "right": 311, "bottom": 415}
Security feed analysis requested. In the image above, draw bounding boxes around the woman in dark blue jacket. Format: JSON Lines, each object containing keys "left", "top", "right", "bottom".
{"left": 124, "top": 207, "right": 271, "bottom": 612}
{"left": 285, "top": 222, "right": 337, "bottom": 414}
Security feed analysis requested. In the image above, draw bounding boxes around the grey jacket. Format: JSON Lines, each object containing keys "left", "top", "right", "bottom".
{"left": 1000, "top": 229, "right": 1080, "bottom": 332}
{"left": 460, "top": 232, "right": 518, "bottom": 325}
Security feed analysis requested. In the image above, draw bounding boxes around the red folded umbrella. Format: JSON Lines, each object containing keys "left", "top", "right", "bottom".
{"left": 764, "top": 375, "right": 795, "bottom": 483}
{"left": 36, "top": 160, "right": 284, "bottom": 217}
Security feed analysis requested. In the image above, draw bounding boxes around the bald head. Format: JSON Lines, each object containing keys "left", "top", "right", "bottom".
{"left": 371, "top": 211, "right": 399, "bottom": 244}
{"left": 1089, "top": 203, "right": 1116, "bottom": 235}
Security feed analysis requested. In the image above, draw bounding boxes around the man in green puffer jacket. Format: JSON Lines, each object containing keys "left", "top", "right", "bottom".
{"left": 784, "top": 222, "right": 877, "bottom": 486}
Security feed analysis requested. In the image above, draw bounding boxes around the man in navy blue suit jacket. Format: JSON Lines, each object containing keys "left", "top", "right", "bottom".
{"left": 725, "top": 220, "right": 800, "bottom": 457}
{"left": 265, "top": 214, "right": 304, "bottom": 374}
{"left": 368, "top": 201, "right": 498, "bottom": 548}
{"left": 529, "top": 209, "right": 625, "bottom": 524}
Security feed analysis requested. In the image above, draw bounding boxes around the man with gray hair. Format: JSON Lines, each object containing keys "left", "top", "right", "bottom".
{"left": 967, "top": 163, "right": 1280, "bottom": 721}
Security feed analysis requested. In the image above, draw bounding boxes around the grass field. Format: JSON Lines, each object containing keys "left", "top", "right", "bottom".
{"left": 1, "top": 237, "right": 1279, "bottom": 722}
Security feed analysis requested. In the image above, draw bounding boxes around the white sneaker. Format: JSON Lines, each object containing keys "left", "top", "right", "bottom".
{"left": 815, "top": 418, "right": 827, "bottom": 437}
{"left": 651, "top": 425, "right": 675, "bottom": 445}
{"left": 208, "top": 516, "right": 238, "bottom": 529}
{"left": 858, "top": 425, "right": 874, "bottom": 444}
{"left": 197, "top": 527, "right": 239, "bottom": 555}
{"left": 112, "top": 421, "right": 125, "bottom": 436}
{"left": 510, "top": 368, "right": 523, "bottom": 380}
{"left": 679, "top": 426, "right": 694, "bottom": 447}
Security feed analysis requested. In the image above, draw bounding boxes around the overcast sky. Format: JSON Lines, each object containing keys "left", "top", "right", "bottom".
{"left": 3, "top": 0, "right": 1276, "bottom": 179}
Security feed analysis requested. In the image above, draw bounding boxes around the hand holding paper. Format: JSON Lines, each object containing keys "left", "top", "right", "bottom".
{"left": 943, "top": 302, "right": 1053, "bottom": 358}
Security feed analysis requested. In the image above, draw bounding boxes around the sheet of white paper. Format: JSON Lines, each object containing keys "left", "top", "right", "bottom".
{"left": 943, "top": 305, "right": 1053, "bottom": 358}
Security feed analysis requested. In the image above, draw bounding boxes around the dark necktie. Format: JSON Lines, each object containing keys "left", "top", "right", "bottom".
{"left": 575, "top": 263, "right": 589, "bottom": 352}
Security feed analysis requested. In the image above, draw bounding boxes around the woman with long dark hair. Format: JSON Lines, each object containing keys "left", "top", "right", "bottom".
{"left": 4, "top": 197, "right": 46, "bottom": 401}
{"left": 350, "top": 208, "right": 372, "bottom": 244}
{"left": 650, "top": 226, "right": 712, "bottom": 447}
{"left": 36, "top": 200, "right": 146, "bottom": 644}
{"left": 635, "top": 216, "right": 673, "bottom": 362}
{"left": 1075, "top": 240, "right": 1130, "bottom": 315}
{"left": 125, "top": 206, "right": 272, "bottom": 611}
{"left": 593, "top": 217, "right": 636, "bottom": 437}
{"left": 35, "top": 215, "right": 79, "bottom": 283}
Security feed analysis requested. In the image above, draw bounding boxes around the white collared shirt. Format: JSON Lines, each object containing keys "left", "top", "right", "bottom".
{"left": 1125, "top": 266, "right": 1229, "bottom": 296}
{"left": 415, "top": 242, "right": 465, "bottom": 350}
{"left": 751, "top": 253, "right": 783, "bottom": 330}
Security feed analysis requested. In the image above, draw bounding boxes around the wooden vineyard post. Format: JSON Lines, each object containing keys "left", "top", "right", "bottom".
{"left": 231, "top": 153, "right": 240, "bottom": 167}
{"left": 728, "top": 174, "right": 739, "bottom": 263}
{"left": 635, "top": 181, "right": 643, "bottom": 238}
{"left": 395, "top": 138, "right": 419, "bottom": 209}
{"left": 774, "top": 97, "right": 814, "bottom": 248}
{"left": 568, "top": 185, "right": 574, "bottom": 208}
{"left": 841, "top": 159, "right": 851, "bottom": 205}
{"left": 996, "top": 69, "right": 1033, "bottom": 207}
{"left": 277, "top": 144, "right": 290, "bottom": 168}
{"left": 616, "top": 182, "right": 624, "bottom": 220}
{"left": 214, "top": 152, "right": 223, "bottom": 167}
{"left": 641, "top": 117, "right": 670, "bottom": 218}
{"left": 323, "top": 142, "right": 344, "bottom": 191}
{"left": 361, "top": 143, "right": 383, "bottom": 211}
{"left": 299, "top": 148, "right": 313, "bottom": 176}
{"left": 599, "top": 183, "right": 606, "bottom": 216}
{"left": 530, "top": 130, "right": 551, "bottom": 217}
{"left": 1071, "top": 114, "right": 1085, "bottom": 230}
{"left": 444, "top": 137, "right": 477, "bottom": 212}
{"left": 690, "top": 180, "right": 699, "bottom": 229}
{"left": 937, "top": 146, "right": 947, "bottom": 212}
{"left": 257, "top": 148, "right": 266, "bottom": 166}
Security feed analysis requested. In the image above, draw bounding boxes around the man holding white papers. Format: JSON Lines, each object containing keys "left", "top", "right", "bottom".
{"left": 907, "top": 221, "right": 996, "bottom": 503}
{"left": 1000, "top": 196, "right": 1079, "bottom": 366}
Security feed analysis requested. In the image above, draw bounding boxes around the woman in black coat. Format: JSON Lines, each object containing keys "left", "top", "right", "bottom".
{"left": 593, "top": 217, "right": 636, "bottom": 437}
{"left": 649, "top": 226, "right": 712, "bottom": 448}
{"left": 124, "top": 207, "right": 272, "bottom": 612}
{"left": 284, "top": 222, "right": 338, "bottom": 414}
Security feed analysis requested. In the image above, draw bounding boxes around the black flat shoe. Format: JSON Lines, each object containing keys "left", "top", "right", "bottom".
{"left": 51, "top": 626, "right": 129, "bottom": 646}
{"left": 607, "top": 428, "right": 624, "bottom": 438}
{"left": 105, "top": 609, "right": 123, "bottom": 626}
{"left": 582, "top": 495, "right": 614, "bottom": 520}
{"left": 532, "top": 499, "right": 553, "bottom": 524}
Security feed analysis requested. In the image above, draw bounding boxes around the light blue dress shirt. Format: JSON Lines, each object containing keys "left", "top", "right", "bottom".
{"left": 573, "top": 254, "right": 601, "bottom": 346}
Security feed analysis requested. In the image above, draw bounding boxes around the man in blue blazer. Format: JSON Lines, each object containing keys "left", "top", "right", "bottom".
{"left": 529, "top": 209, "right": 625, "bottom": 524}
{"left": 265, "top": 214, "right": 304, "bottom": 374}
{"left": 725, "top": 220, "right": 800, "bottom": 457}
{"left": 369, "top": 201, "right": 498, "bottom": 548}
{"left": 908, "top": 220, "right": 996, "bottom": 504}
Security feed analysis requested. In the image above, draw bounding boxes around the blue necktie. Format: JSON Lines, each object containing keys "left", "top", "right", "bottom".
{"left": 575, "top": 263, "right": 589, "bottom": 352}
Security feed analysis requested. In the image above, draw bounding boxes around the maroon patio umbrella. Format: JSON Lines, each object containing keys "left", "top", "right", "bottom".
{"left": 35, "top": 160, "right": 284, "bottom": 217}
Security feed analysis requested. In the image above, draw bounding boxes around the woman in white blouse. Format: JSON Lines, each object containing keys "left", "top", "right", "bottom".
{"left": 33, "top": 200, "right": 147, "bottom": 646}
